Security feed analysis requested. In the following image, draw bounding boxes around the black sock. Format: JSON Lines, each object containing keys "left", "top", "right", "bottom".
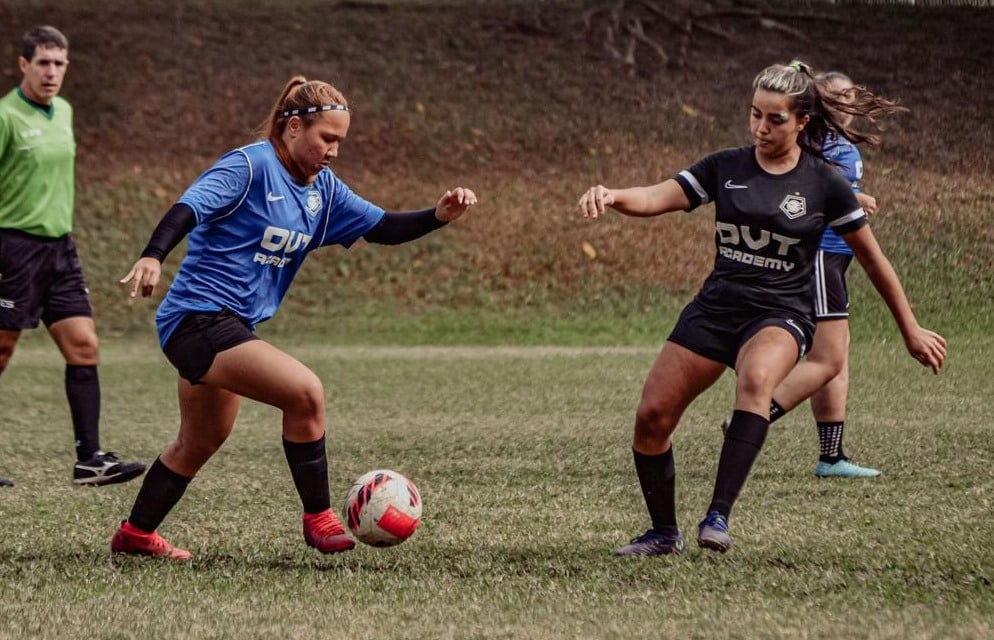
{"left": 708, "top": 410, "right": 769, "bottom": 517}
{"left": 817, "top": 421, "right": 846, "bottom": 462}
{"left": 128, "top": 457, "right": 192, "bottom": 532}
{"left": 768, "top": 399, "right": 786, "bottom": 423}
{"left": 65, "top": 364, "right": 101, "bottom": 460}
{"left": 283, "top": 436, "right": 331, "bottom": 514}
{"left": 633, "top": 447, "right": 678, "bottom": 533}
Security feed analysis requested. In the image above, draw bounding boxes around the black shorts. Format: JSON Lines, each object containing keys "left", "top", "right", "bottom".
{"left": 0, "top": 228, "right": 93, "bottom": 330}
{"left": 813, "top": 250, "right": 853, "bottom": 321}
{"left": 666, "top": 299, "right": 814, "bottom": 369}
{"left": 162, "top": 309, "right": 259, "bottom": 384}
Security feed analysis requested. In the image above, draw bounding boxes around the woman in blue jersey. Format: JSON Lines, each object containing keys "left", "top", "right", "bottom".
{"left": 762, "top": 71, "right": 885, "bottom": 478}
{"left": 577, "top": 61, "right": 946, "bottom": 556}
{"left": 112, "top": 76, "right": 477, "bottom": 559}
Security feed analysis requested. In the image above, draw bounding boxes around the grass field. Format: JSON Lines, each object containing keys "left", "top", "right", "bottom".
{"left": 0, "top": 1, "right": 992, "bottom": 638}
{"left": 0, "top": 331, "right": 990, "bottom": 640}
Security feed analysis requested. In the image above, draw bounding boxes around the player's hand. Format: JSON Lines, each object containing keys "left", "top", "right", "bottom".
{"left": 120, "top": 257, "right": 162, "bottom": 298}
{"left": 856, "top": 192, "right": 878, "bottom": 215}
{"left": 905, "top": 327, "right": 947, "bottom": 374}
{"left": 435, "top": 187, "right": 478, "bottom": 222}
{"left": 578, "top": 185, "right": 614, "bottom": 219}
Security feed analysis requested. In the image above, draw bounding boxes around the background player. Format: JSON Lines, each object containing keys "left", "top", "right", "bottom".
{"left": 759, "top": 71, "right": 886, "bottom": 478}
{"left": 0, "top": 25, "right": 145, "bottom": 488}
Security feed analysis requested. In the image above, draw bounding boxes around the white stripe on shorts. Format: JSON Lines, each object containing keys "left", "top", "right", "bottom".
{"left": 814, "top": 250, "right": 828, "bottom": 317}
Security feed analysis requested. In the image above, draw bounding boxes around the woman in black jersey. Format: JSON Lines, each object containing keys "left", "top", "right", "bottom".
{"left": 577, "top": 61, "right": 946, "bottom": 556}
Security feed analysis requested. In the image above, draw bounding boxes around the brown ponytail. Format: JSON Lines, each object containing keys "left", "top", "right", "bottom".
{"left": 259, "top": 76, "right": 349, "bottom": 142}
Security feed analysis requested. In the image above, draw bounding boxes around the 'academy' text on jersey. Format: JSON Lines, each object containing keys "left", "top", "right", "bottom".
{"left": 675, "top": 146, "right": 866, "bottom": 320}
{"left": 715, "top": 222, "right": 800, "bottom": 272}
{"left": 153, "top": 140, "right": 385, "bottom": 349}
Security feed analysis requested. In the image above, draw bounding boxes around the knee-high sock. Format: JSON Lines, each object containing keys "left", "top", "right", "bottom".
{"left": 633, "top": 447, "right": 678, "bottom": 532}
{"left": 708, "top": 410, "right": 769, "bottom": 517}
{"left": 65, "top": 364, "right": 100, "bottom": 460}
{"left": 128, "top": 457, "right": 192, "bottom": 532}
{"left": 283, "top": 436, "right": 331, "bottom": 514}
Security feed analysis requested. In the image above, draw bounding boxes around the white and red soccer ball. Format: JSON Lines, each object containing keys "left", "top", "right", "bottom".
{"left": 344, "top": 469, "right": 422, "bottom": 547}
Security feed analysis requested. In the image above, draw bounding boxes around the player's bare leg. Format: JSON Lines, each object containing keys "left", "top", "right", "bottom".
{"left": 202, "top": 341, "right": 353, "bottom": 553}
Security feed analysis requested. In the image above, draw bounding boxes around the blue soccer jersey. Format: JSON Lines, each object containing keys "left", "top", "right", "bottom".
{"left": 675, "top": 146, "right": 866, "bottom": 320}
{"left": 819, "top": 134, "right": 863, "bottom": 255}
{"left": 155, "top": 140, "right": 385, "bottom": 347}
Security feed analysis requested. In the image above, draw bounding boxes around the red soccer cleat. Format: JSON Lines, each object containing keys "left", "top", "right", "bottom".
{"left": 303, "top": 509, "right": 356, "bottom": 554}
{"left": 111, "top": 520, "right": 191, "bottom": 560}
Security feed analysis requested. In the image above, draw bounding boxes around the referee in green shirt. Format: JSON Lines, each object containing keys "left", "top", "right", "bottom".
{"left": 0, "top": 25, "right": 145, "bottom": 487}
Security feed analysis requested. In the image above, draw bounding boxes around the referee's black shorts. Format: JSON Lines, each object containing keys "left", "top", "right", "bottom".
{"left": 0, "top": 228, "right": 93, "bottom": 330}
{"left": 667, "top": 299, "right": 814, "bottom": 369}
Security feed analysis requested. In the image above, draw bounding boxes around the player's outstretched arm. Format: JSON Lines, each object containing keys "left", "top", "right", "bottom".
{"left": 363, "top": 187, "right": 478, "bottom": 247}
{"left": 578, "top": 179, "right": 691, "bottom": 219}
{"left": 845, "top": 225, "right": 947, "bottom": 373}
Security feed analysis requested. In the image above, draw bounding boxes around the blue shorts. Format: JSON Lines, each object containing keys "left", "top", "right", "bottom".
{"left": 162, "top": 309, "right": 258, "bottom": 384}
{"left": 0, "top": 229, "right": 92, "bottom": 330}
{"left": 813, "top": 250, "right": 853, "bottom": 321}
{"left": 666, "top": 299, "right": 814, "bottom": 369}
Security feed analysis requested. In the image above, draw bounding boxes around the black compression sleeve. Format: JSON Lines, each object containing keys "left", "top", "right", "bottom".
{"left": 140, "top": 203, "right": 196, "bottom": 261}
{"left": 362, "top": 208, "right": 447, "bottom": 246}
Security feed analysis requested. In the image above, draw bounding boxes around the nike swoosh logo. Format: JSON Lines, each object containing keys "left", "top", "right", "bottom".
{"left": 266, "top": 192, "right": 285, "bottom": 202}
{"left": 724, "top": 180, "right": 748, "bottom": 190}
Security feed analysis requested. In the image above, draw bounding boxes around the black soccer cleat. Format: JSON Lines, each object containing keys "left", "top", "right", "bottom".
{"left": 73, "top": 452, "right": 147, "bottom": 486}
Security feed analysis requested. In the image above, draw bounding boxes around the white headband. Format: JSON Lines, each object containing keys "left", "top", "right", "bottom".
{"left": 280, "top": 104, "right": 349, "bottom": 118}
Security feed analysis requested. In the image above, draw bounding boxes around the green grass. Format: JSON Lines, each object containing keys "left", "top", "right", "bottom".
{"left": 0, "top": 332, "right": 990, "bottom": 639}
{"left": 0, "top": 1, "right": 991, "bottom": 637}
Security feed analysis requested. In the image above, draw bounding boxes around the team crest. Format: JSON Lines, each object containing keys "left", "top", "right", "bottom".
{"left": 305, "top": 189, "right": 322, "bottom": 217}
{"left": 779, "top": 193, "right": 807, "bottom": 219}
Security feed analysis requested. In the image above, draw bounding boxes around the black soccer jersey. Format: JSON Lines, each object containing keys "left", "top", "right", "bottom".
{"left": 675, "top": 146, "right": 866, "bottom": 320}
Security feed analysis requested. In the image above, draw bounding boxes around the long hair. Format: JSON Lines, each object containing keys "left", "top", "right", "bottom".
{"left": 752, "top": 61, "right": 907, "bottom": 161}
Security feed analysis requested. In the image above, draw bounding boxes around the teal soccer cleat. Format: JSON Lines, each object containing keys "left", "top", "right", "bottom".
{"left": 815, "top": 458, "right": 881, "bottom": 478}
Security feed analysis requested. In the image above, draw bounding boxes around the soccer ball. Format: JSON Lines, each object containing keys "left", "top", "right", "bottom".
{"left": 344, "top": 469, "right": 422, "bottom": 547}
